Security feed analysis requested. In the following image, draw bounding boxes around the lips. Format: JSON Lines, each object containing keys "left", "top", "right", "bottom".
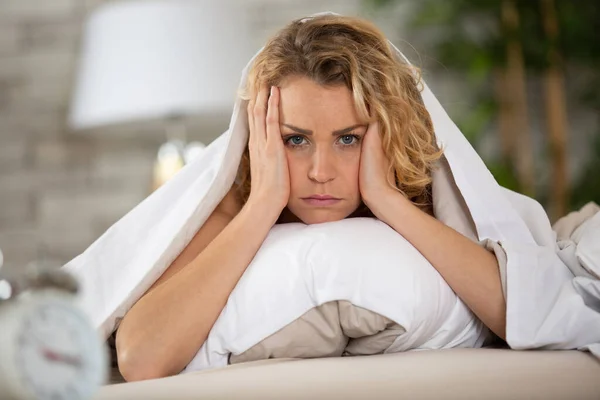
{"left": 302, "top": 195, "right": 341, "bottom": 206}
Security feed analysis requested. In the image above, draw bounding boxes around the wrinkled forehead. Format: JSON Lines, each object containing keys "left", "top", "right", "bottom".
{"left": 277, "top": 76, "right": 367, "bottom": 129}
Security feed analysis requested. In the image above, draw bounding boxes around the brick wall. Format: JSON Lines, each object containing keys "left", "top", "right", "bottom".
{"left": 0, "top": 0, "right": 380, "bottom": 271}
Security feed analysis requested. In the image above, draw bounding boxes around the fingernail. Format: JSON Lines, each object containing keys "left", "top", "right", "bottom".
{"left": 270, "top": 86, "right": 274, "bottom": 96}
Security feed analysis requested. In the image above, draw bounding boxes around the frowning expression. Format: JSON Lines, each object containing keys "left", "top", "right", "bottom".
{"left": 278, "top": 75, "right": 367, "bottom": 224}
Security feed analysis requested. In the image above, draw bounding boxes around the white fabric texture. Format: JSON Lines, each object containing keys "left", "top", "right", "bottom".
{"left": 554, "top": 204, "right": 600, "bottom": 280}
{"left": 62, "top": 11, "right": 600, "bottom": 365}
{"left": 184, "top": 218, "right": 487, "bottom": 371}
{"left": 577, "top": 212, "right": 600, "bottom": 279}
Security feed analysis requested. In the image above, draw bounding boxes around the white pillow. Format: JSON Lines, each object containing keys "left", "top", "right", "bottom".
{"left": 184, "top": 218, "right": 488, "bottom": 372}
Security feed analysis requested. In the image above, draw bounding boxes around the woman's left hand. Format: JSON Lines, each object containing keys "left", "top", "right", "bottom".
{"left": 359, "top": 124, "right": 507, "bottom": 340}
{"left": 359, "top": 121, "right": 402, "bottom": 218}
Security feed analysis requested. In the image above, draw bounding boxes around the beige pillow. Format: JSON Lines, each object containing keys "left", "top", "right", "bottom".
{"left": 229, "top": 301, "right": 405, "bottom": 364}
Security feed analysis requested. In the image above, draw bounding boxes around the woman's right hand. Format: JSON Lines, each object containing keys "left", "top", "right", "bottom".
{"left": 246, "top": 85, "right": 290, "bottom": 213}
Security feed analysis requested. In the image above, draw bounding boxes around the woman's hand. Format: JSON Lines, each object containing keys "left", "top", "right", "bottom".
{"left": 246, "top": 86, "right": 290, "bottom": 213}
{"left": 359, "top": 121, "right": 402, "bottom": 219}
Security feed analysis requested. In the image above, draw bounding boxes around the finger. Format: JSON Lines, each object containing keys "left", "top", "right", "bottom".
{"left": 366, "top": 121, "right": 379, "bottom": 140}
{"left": 253, "top": 86, "right": 269, "bottom": 141}
{"left": 247, "top": 98, "right": 256, "bottom": 149}
{"left": 362, "top": 122, "right": 377, "bottom": 153}
{"left": 266, "top": 86, "right": 280, "bottom": 142}
{"left": 362, "top": 122, "right": 384, "bottom": 171}
{"left": 367, "top": 122, "right": 394, "bottom": 187}
{"left": 369, "top": 122, "right": 385, "bottom": 151}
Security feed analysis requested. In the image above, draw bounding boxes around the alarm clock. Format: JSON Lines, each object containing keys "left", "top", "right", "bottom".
{"left": 0, "top": 260, "right": 108, "bottom": 400}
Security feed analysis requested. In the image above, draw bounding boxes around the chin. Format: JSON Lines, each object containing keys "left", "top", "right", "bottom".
{"left": 291, "top": 208, "right": 357, "bottom": 225}
{"left": 300, "top": 215, "right": 344, "bottom": 225}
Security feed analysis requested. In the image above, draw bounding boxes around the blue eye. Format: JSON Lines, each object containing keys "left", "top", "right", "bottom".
{"left": 338, "top": 134, "right": 359, "bottom": 146}
{"left": 285, "top": 135, "right": 306, "bottom": 147}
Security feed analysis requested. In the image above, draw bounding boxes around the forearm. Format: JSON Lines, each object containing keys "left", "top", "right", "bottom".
{"left": 372, "top": 192, "right": 506, "bottom": 339}
{"left": 117, "top": 199, "right": 279, "bottom": 379}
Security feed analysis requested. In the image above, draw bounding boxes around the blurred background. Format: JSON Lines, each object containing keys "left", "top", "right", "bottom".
{"left": 0, "top": 0, "right": 597, "bottom": 272}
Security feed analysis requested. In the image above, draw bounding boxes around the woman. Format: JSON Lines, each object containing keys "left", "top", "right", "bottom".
{"left": 115, "top": 14, "right": 506, "bottom": 382}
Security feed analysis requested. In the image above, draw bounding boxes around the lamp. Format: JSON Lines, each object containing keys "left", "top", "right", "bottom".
{"left": 69, "top": 0, "right": 254, "bottom": 187}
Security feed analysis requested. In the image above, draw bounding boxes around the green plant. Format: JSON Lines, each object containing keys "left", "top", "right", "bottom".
{"left": 365, "top": 0, "right": 600, "bottom": 214}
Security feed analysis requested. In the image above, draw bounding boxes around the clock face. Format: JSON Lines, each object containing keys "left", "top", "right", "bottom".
{"left": 15, "top": 301, "right": 105, "bottom": 400}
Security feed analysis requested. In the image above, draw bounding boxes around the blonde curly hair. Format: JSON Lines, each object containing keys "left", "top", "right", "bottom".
{"left": 236, "top": 14, "right": 443, "bottom": 213}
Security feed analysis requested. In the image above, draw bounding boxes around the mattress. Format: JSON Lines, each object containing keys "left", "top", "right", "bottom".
{"left": 97, "top": 348, "right": 600, "bottom": 399}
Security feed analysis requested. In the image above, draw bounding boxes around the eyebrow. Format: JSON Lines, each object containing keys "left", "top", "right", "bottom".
{"left": 282, "top": 123, "right": 365, "bottom": 136}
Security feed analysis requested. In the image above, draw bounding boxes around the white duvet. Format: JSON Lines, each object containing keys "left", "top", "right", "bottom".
{"left": 62, "top": 11, "right": 600, "bottom": 372}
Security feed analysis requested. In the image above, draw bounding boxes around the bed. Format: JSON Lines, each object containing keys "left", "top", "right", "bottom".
{"left": 97, "top": 347, "right": 600, "bottom": 399}
{"left": 92, "top": 194, "right": 600, "bottom": 399}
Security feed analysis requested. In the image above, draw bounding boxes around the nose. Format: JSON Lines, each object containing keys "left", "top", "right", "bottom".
{"left": 308, "top": 147, "right": 336, "bottom": 183}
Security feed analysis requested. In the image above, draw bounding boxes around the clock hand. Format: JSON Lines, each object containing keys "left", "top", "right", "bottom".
{"left": 27, "top": 327, "right": 82, "bottom": 367}
{"left": 41, "top": 347, "right": 83, "bottom": 368}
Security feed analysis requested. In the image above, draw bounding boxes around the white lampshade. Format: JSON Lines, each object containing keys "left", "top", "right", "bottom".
{"left": 69, "top": 0, "right": 254, "bottom": 129}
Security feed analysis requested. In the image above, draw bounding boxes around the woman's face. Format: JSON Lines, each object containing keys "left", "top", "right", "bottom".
{"left": 277, "top": 75, "right": 368, "bottom": 224}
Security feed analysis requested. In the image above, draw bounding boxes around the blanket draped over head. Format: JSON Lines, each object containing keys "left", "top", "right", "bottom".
{"left": 63, "top": 12, "right": 600, "bottom": 362}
